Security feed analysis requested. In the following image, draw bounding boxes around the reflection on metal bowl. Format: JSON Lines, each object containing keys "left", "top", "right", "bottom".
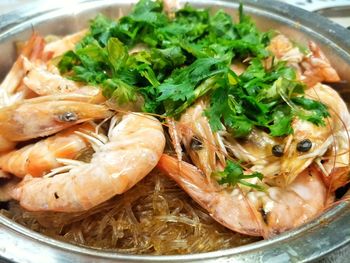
{"left": 0, "top": 0, "right": 350, "bottom": 262}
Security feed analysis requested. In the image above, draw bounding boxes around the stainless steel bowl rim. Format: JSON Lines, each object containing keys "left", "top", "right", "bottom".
{"left": 0, "top": 1, "right": 350, "bottom": 262}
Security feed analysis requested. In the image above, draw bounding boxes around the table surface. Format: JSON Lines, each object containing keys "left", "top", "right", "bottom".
{"left": 0, "top": 1, "right": 349, "bottom": 262}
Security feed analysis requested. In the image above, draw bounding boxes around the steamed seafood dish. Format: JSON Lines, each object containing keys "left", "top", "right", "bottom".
{"left": 0, "top": 0, "right": 349, "bottom": 255}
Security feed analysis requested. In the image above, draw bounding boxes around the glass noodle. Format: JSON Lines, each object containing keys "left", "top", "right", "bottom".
{"left": 1, "top": 171, "right": 259, "bottom": 254}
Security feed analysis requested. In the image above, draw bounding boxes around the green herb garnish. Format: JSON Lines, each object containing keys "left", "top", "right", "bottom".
{"left": 58, "top": 0, "right": 329, "bottom": 138}
{"left": 213, "top": 160, "right": 264, "bottom": 190}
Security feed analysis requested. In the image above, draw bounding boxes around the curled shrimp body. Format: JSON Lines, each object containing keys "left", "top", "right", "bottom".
{"left": 23, "top": 58, "right": 81, "bottom": 95}
{"left": 0, "top": 34, "right": 44, "bottom": 104}
{"left": 0, "top": 137, "right": 16, "bottom": 155}
{"left": 0, "top": 95, "right": 111, "bottom": 144}
{"left": 0, "top": 123, "right": 94, "bottom": 178}
{"left": 267, "top": 34, "right": 304, "bottom": 80}
{"left": 9, "top": 113, "right": 165, "bottom": 212}
{"left": 268, "top": 34, "right": 304, "bottom": 65}
{"left": 157, "top": 154, "right": 327, "bottom": 237}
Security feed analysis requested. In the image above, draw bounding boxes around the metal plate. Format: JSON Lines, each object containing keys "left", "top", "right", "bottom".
{"left": 0, "top": 1, "right": 350, "bottom": 262}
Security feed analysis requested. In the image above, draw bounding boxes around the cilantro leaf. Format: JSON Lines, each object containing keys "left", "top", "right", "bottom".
{"left": 269, "top": 105, "right": 293, "bottom": 136}
{"left": 156, "top": 57, "right": 227, "bottom": 114}
{"left": 213, "top": 160, "right": 264, "bottom": 190}
{"left": 107, "top": 38, "right": 128, "bottom": 74}
{"left": 57, "top": 0, "right": 329, "bottom": 138}
{"left": 103, "top": 78, "right": 137, "bottom": 105}
{"left": 292, "top": 96, "right": 330, "bottom": 126}
{"left": 157, "top": 82, "right": 193, "bottom": 101}
{"left": 89, "top": 14, "right": 117, "bottom": 47}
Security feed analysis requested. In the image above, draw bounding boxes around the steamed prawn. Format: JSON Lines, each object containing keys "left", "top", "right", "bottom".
{"left": 157, "top": 154, "right": 328, "bottom": 237}
{"left": 161, "top": 85, "right": 347, "bottom": 237}
{"left": 0, "top": 33, "right": 52, "bottom": 107}
{"left": 8, "top": 113, "right": 165, "bottom": 212}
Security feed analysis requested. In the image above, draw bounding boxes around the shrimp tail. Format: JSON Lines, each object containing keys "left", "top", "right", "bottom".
{"left": 302, "top": 41, "right": 340, "bottom": 87}
{"left": 44, "top": 30, "right": 87, "bottom": 58}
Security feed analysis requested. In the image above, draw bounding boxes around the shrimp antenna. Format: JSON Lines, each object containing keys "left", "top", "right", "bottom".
{"left": 325, "top": 188, "right": 350, "bottom": 210}
{"left": 30, "top": 24, "right": 35, "bottom": 34}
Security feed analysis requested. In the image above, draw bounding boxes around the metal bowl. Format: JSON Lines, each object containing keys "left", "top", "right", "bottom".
{"left": 1, "top": 1, "right": 350, "bottom": 262}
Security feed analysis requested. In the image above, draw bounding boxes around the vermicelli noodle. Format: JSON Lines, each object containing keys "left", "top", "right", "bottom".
{"left": 1, "top": 171, "right": 260, "bottom": 254}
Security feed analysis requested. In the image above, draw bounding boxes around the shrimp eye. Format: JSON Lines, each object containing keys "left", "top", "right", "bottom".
{"left": 190, "top": 136, "right": 203, "bottom": 151}
{"left": 296, "top": 139, "right": 312, "bottom": 152}
{"left": 258, "top": 208, "right": 269, "bottom": 224}
{"left": 272, "top": 145, "right": 284, "bottom": 157}
{"left": 57, "top": 112, "right": 78, "bottom": 122}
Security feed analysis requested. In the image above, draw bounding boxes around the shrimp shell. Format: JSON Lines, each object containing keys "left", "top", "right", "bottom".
{"left": 301, "top": 41, "right": 340, "bottom": 87}
{"left": 9, "top": 113, "right": 165, "bottom": 212}
{"left": 0, "top": 123, "right": 94, "bottom": 178}
{"left": 0, "top": 95, "right": 111, "bottom": 142}
{"left": 44, "top": 30, "right": 88, "bottom": 58}
{"left": 22, "top": 57, "right": 105, "bottom": 103}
